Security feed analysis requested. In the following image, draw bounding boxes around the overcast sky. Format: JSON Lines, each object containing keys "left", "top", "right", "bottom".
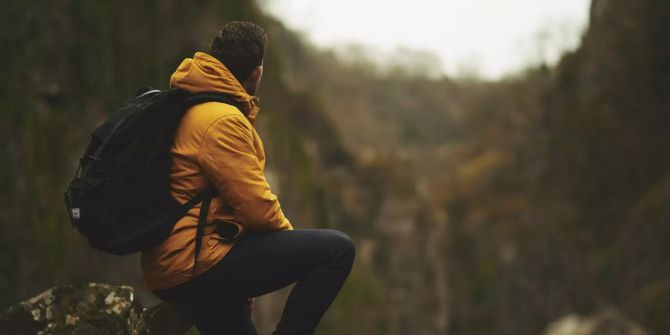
{"left": 264, "top": 0, "right": 591, "bottom": 79}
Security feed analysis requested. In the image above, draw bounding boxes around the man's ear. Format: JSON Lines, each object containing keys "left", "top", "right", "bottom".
{"left": 243, "top": 65, "right": 264, "bottom": 95}
{"left": 249, "top": 65, "right": 263, "bottom": 83}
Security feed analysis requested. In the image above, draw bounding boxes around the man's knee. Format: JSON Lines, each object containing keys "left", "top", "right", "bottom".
{"left": 323, "top": 229, "right": 356, "bottom": 264}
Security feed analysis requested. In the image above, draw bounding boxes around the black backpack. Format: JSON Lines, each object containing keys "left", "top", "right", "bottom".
{"left": 64, "top": 87, "right": 235, "bottom": 261}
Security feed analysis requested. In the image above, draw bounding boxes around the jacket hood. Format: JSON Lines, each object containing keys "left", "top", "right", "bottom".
{"left": 170, "top": 52, "right": 260, "bottom": 122}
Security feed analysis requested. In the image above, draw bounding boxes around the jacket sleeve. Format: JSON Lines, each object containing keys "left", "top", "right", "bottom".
{"left": 198, "top": 114, "right": 293, "bottom": 231}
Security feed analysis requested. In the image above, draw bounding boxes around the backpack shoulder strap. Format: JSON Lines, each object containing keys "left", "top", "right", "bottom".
{"left": 181, "top": 92, "right": 252, "bottom": 117}
{"left": 192, "top": 192, "right": 213, "bottom": 277}
{"left": 178, "top": 92, "right": 235, "bottom": 277}
{"left": 182, "top": 92, "right": 237, "bottom": 109}
{"left": 183, "top": 187, "right": 218, "bottom": 278}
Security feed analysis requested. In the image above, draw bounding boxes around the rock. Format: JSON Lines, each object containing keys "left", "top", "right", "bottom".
{"left": 543, "top": 308, "right": 647, "bottom": 335}
{"left": 0, "top": 283, "right": 193, "bottom": 335}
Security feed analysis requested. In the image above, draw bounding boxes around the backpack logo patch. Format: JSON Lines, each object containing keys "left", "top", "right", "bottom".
{"left": 71, "top": 208, "right": 81, "bottom": 220}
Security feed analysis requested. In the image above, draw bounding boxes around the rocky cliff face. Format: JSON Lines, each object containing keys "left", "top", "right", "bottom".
{"left": 539, "top": 0, "right": 670, "bottom": 331}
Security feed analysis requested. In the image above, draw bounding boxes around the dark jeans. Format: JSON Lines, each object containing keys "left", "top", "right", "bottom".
{"left": 154, "top": 229, "right": 356, "bottom": 335}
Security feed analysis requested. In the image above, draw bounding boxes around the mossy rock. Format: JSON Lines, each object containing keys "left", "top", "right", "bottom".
{"left": 0, "top": 283, "right": 193, "bottom": 335}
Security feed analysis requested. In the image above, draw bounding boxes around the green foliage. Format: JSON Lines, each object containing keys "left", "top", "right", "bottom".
{"left": 317, "top": 267, "right": 389, "bottom": 335}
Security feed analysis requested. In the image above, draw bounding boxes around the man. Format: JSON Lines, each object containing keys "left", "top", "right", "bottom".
{"left": 141, "top": 21, "right": 356, "bottom": 335}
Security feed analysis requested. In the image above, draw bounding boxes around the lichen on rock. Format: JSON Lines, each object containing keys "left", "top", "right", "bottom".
{"left": 0, "top": 283, "right": 190, "bottom": 335}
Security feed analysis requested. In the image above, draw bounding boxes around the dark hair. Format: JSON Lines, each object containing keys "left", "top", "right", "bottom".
{"left": 209, "top": 21, "right": 267, "bottom": 82}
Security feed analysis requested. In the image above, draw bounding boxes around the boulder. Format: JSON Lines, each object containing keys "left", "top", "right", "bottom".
{"left": 543, "top": 308, "right": 647, "bottom": 335}
{"left": 0, "top": 283, "right": 192, "bottom": 335}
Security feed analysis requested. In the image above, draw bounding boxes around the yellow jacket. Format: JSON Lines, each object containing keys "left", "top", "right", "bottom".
{"left": 141, "top": 52, "right": 292, "bottom": 291}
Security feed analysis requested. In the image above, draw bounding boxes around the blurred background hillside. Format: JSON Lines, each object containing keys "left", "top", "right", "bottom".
{"left": 1, "top": 0, "right": 669, "bottom": 334}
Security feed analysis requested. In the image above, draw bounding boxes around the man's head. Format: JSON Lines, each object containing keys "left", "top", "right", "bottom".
{"left": 209, "top": 21, "right": 267, "bottom": 95}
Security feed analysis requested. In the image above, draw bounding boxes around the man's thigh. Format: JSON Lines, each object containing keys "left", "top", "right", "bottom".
{"left": 204, "top": 229, "right": 348, "bottom": 298}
